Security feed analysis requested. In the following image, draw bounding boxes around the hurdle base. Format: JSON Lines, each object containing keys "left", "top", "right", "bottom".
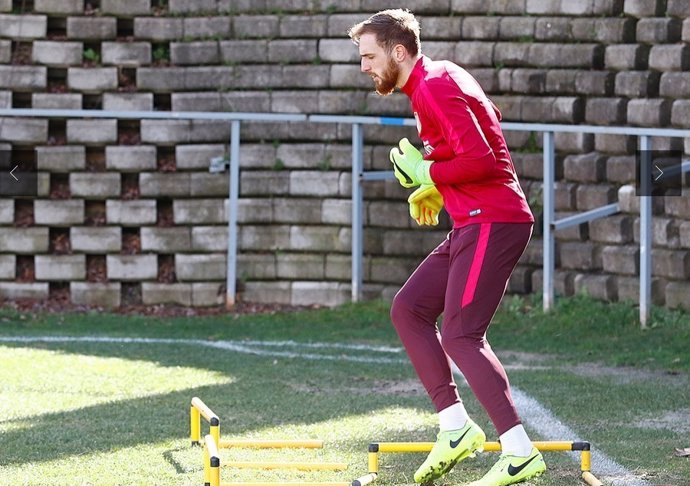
{"left": 351, "top": 472, "right": 377, "bottom": 486}
{"left": 582, "top": 471, "right": 604, "bottom": 486}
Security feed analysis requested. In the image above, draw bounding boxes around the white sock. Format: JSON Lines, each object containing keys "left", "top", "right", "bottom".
{"left": 499, "top": 424, "right": 533, "bottom": 457}
{"left": 438, "top": 402, "right": 470, "bottom": 431}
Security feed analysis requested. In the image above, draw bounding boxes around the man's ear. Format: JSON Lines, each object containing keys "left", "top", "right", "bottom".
{"left": 393, "top": 44, "right": 406, "bottom": 62}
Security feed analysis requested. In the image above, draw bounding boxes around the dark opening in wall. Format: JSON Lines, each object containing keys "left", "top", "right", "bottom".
{"left": 11, "top": 92, "right": 32, "bottom": 109}
{"left": 47, "top": 67, "right": 67, "bottom": 93}
{"left": 49, "top": 227, "right": 71, "bottom": 254}
{"left": 11, "top": 41, "right": 32, "bottom": 65}
{"left": 16, "top": 255, "right": 34, "bottom": 282}
{"left": 14, "top": 199, "right": 34, "bottom": 227}
{"left": 83, "top": 94, "right": 102, "bottom": 110}
{"left": 118, "top": 119, "right": 141, "bottom": 145}
{"left": 84, "top": 200, "right": 106, "bottom": 226}
{"left": 86, "top": 255, "right": 106, "bottom": 282}
{"left": 158, "top": 254, "right": 176, "bottom": 283}
{"left": 85, "top": 147, "right": 106, "bottom": 171}
{"left": 48, "top": 119, "right": 66, "bottom": 145}
{"left": 156, "top": 199, "right": 173, "bottom": 227}
{"left": 49, "top": 282, "right": 70, "bottom": 304}
{"left": 157, "top": 146, "right": 176, "bottom": 172}
{"left": 122, "top": 227, "right": 141, "bottom": 255}
{"left": 121, "top": 282, "right": 142, "bottom": 306}
{"left": 50, "top": 173, "right": 70, "bottom": 199}
{"left": 117, "top": 18, "right": 134, "bottom": 39}
{"left": 12, "top": 0, "right": 34, "bottom": 14}
{"left": 121, "top": 173, "right": 140, "bottom": 199}
{"left": 47, "top": 16, "right": 66, "bottom": 39}
{"left": 153, "top": 93, "right": 171, "bottom": 111}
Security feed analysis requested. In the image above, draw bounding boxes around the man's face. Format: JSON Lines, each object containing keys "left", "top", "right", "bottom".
{"left": 358, "top": 32, "right": 400, "bottom": 96}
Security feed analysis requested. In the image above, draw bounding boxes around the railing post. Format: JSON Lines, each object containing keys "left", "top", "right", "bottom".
{"left": 351, "top": 123, "right": 364, "bottom": 302}
{"left": 542, "top": 131, "right": 556, "bottom": 312}
{"left": 226, "top": 120, "right": 241, "bottom": 309}
{"left": 639, "top": 135, "right": 652, "bottom": 328}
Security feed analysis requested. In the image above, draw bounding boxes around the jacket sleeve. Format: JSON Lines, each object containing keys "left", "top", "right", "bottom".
{"left": 425, "top": 88, "right": 498, "bottom": 185}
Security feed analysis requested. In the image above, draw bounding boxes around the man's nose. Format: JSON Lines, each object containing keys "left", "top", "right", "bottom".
{"left": 361, "top": 59, "right": 370, "bottom": 72}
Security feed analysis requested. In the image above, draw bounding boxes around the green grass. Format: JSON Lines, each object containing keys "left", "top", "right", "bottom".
{"left": 0, "top": 295, "right": 688, "bottom": 486}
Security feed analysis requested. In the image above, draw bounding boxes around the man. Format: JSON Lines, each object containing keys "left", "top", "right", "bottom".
{"left": 348, "top": 9, "right": 546, "bottom": 486}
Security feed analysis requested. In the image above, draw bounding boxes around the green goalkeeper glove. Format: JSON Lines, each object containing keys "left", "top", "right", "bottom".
{"left": 408, "top": 184, "right": 443, "bottom": 226}
{"left": 389, "top": 138, "right": 433, "bottom": 188}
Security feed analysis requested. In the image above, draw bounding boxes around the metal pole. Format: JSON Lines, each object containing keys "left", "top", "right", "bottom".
{"left": 351, "top": 123, "right": 364, "bottom": 302}
{"left": 542, "top": 131, "right": 556, "bottom": 312}
{"left": 226, "top": 120, "right": 241, "bottom": 309}
{"left": 639, "top": 135, "right": 652, "bottom": 328}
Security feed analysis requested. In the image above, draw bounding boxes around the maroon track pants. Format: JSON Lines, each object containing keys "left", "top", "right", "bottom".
{"left": 390, "top": 222, "right": 532, "bottom": 435}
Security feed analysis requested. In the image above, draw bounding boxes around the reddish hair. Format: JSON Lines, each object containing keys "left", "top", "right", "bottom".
{"left": 348, "top": 8, "right": 421, "bottom": 57}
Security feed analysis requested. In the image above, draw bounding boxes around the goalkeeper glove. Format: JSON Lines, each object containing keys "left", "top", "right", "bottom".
{"left": 408, "top": 184, "right": 443, "bottom": 226}
{"left": 389, "top": 138, "right": 433, "bottom": 188}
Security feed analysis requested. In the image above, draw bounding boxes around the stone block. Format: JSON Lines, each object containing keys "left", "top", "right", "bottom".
{"left": 66, "top": 119, "right": 117, "bottom": 145}
{"left": 371, "top": 257, "right": 416, "bottom": 284}
{"left": 182, "top": 17, "right": 232, "bottom": 39}
{"left": 589, "top": 215, "right": 634, "bottom": 243}
{"left": 649, "top": 45, "right": 690, "bottom": 72}
{"left": 101, "top": 0, "right": 151, "bottom": 16}
{"left": 636, "top": 18, "right": 682, "bottom": 44}
{"left": 191, "top": 226, "right": 227, "bottom": 252}
{"left": 171, "top": 41, "right": 219, "bottom": 65}
{"left": 71, "top": 227, "right": 121, "bottom": 253}
{"left": 189, "top": 173, "right": 227, "bottom": 197}
{"left": 0, "top": 118, "right": 47, "bottom": 143}
{"left": 102, "top": 42, "right": 151, "bottom": 67}
{"left": 288, "top": 171, "right": 341, "bottom": 197}
{"left": 192, "top": 283, "right": 224, "bottom": 307}
{"left": 133, "top": 17, "right": 183, "bottom": 40}
{"left": 0, "top": 40, "right": 7, "bottom": 62}
{"left": 36, "top": 145, "right": 85, "bottom": 172}
{"left": 555, "top": 132, "right": 594, "bottom": 153}
{"left": 34, "top": 0, "right": 82, "bottom": 14}
{"left": 66, "top": 16, "right": 117, "bottom": 40}
{"left": 140, "top": 119, "right": 230, "bottom": 144}
{"left": 173, "top": 199, "right": 226, "bottom": 224}
{"left": 614, "top": 71, "right": 660, "bottom": 98}
{"left": 106, "top": 199, "right": 157, "bottom": 226}
{"left": 219, "top": 40, "right": 267, "bottom": 64}
{"left": 268, "top": 39, "right": 317, "bottom": 63}
{"left": 607, "top": 156, "right": 636, "bottom": 184}
{"left": 271, "top": 197, "right": 321, "bottom": 224}
{"left": 70, "top": 282, "right": 120, "bottom": 308}
{"left": 576, "top": 184, "right": 617, "bottom": 210}
{"left": 67, "top": 67, "right": 118, "bottom": 93}
{"left": 168, "top": 0, "right": 215, "bottom": 14}
{"left": 659, "top": 72, "right": 690, "bottom": 98}
{"left": 668, "top": 0, "right": 690, "bottom": 17}
{"left": 616, "top": 276, "right": 665, "bottom": 305}
{"left": 34, "top": 199, "right": 84, "bottom": 226}
{"left": 176, "top": 144, "right": 226, "bottom": 170}
{"left": 325, "top": 254, "right": 353, "bottom": 281}
{"left": 627, "top": 98, "right": 672, "bottom": 127}
{"left": 31, "top": 41, "right": 82, "bottom": 66}
{"left": 291, "top": 281, "right": 350, "bottom": 307}
{"left": 0, "top": 282, "right": 49, "bottom": 300}
{"left": 462, "top": 16, "right": 500, "bottom": 39}
{"left": 454, "top": 41, "right": 495, "bottom": 67}
{"left": 0, "top": 254, "right": 14, "bottom": 279}
{"left": 368, "top": 201, "right": 409, "bottom": 229}
{"left": 585, "top": 97, "right": 627, "bottom": 125}
{"left": 35, "top": 255, "right": 85, "bottom": 281}
{"left": 70, "top": 173, "right": 120, "bottom": 200}
{"left": 594, "top": 134, "right": 636, "bottom": 154}
{"left": 560, "top": 241, "right": 602, "bottom": 270}
{"left": 605, "top": 44, "right": 649, "bottom": 70}
{"left": 139, "top": 173, "right": 190, "bottom": 197}
{"left": 176, "top": 254, "right": 226, "bottom": 281}
{"left": 105, "top": 145, "right": 156, "bottom": 172}
{"left": 574, "top": 274, "right": 617, "bottom": 301}
{"left": 279, "top": 14, "right": 327, "bottom": 37}
{"left": 0, "top": 14, "right": 46, "bottom": 39}
{"left": 511, "top": 153, "right": 544, "bottom": 180}
{"left": 322, "top": 199, "right": 351, "bottom": 225}
{"left": 602, "top": 245, "right": 639, "bottom": 275}
{"left": 552, "top": 97, "right": 584, "bottom": 123}
{"left": 289, "top": 225, "right": 345, "bottom": 252}
{"left": 237, "top": 253, "right": 276, "bottom": 280}
{"left": 0, "top": 228, "right": 48, "bottom": 254}
{"left": 672, "top": 100, "right": 690, "bottom": 128}
{"left": 652, "top": 249, "right": 690, "bottom": 279}
{"left": 0, "top": 65, "right": 46, "bottom": 90}
{"left": 665, "top": 190, "right": 690, "bottom": 218}
{"left": 142, "top": 283, "right": 192, "bottom": 306}
{"left": 665, "top": 281, "right": 690, "bottom": 310}
{"left": 575, "top": 71, "right": 614, "bottom": 96}
{"left": 499, "top": 16, "right": 535, "bottom": 40}
{"left": 141, "top": 227, "right": 191, "bottom": 252}
{"left": 107, "top": 254, "right": 157, "bottom": 281}
{"left": 623, "top": 0, "right": 665, "bottom": 17}
{"left": 681, "top": 221, "right": 690, "bottom": 248}
{"left": 237, "top": 198, "right": 273, "bottom": 224}
{"left": 242, "top": 281, "right": 291, "bottom": 305}
{"left": 271, "top": 91, "right": 318, "bottom": 114}
{"left": 232, "top": 14, "right": 279, "bottom": 38}
{"left": 0, "top": 198, "right": 12, "bottom": 223}
{"left": 507, "top": 265, "right": 533, "bottom": 294}
{"left": 572, "top": 18, "right": 635, "bottom": 43}
{"left": 545, "top": 69, "right": 576, "bottom": 94}
{"left": 32, "top": 93, "right": 82, "bottom": 109}
{"left": 564, "top": 153, "right": 607, "bottom": 183}
{"left": 276, "top": 253, "right": 325, "bottom": 280}
{"left": 632, "top": 217, "right": 679, "bottom": 248}
{"left": 685, "top": 19, "right": 690, "bottom": 42}
{"left": 528, "top": 44, "right": 603, "bottom": 69}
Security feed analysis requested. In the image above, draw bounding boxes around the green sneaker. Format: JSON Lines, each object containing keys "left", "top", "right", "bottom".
{"left": 467, "top": 447, "right": 546, "bottom": 486}
{"left": 413, "top": 419, "right": 486, "bottom": 483}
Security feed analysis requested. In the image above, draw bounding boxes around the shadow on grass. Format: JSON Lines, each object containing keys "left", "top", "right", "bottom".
{"left": 0, "top": 339, "right": 427, "bottom": 467}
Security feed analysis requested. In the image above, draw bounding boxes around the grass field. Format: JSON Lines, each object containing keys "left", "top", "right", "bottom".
{"left": 0, "top": 294, "right": 688, "bottom": 486}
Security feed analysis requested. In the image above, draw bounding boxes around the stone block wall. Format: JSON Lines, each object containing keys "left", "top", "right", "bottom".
{"left": 0, "top": 0, "right": 689, "bottom": 309}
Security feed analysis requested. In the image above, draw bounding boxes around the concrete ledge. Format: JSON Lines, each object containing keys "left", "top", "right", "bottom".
{"left": 107, "top": 254, "right": 157, "bottom": 281}
{"left": 35, "top": 254, "right": 86, "bottom": 281}
{"left": 0, "top": 282, "right": 49, "bottom": 300}
{"left": 175, "top": 253, "right": 226, "bottom": 281}
{"left": 142, "top": 282, "right": 192, "bottom": 306}
{"left": 70, "top": 282, "right": 121, "bottom": 308}
{"left": 0, "top": 228, "right": 49, "bottom": 253}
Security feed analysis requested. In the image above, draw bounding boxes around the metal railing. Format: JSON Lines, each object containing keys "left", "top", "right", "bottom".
{"left": 308, "top": 114, "right": 690, "bottom": 327}
{"left": 1, "top": 108, "right": 689, "bottom": 326}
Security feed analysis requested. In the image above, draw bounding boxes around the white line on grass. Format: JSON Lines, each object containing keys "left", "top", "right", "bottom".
{"left": 0, "top": 335, "right": 650, "bottom": 485}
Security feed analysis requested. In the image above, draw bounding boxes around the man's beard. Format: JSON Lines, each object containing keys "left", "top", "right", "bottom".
{"left": 372, "top": 58, "right": 399, "bottom": 96}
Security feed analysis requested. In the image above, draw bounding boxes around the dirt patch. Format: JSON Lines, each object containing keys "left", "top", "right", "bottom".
{"left": 288, "top": 378, "right": 425, "bottom": 397}
{"left": 639, "top": 409, "right": 690, "bottom": 434}
{"left": 568, "top": 363, "right": 690, "bottom": 386}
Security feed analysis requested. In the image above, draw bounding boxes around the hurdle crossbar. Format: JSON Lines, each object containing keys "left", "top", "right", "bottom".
{"left": 224, "top": 462, "right": 348, "bottom": 471}
{"left": 351, "top": 440, "right": 602, "bottom": 486}
{"left": 191, "top": 397, "right": 221, "bottom": 446}
{"left": 219, "top": 439, "right": 324, "bottom": 449}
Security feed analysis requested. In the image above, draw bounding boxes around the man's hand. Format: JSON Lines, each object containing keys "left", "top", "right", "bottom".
{"left": 389, "top": 138, "right": 433, "bottom": 188}
{"left": 408, "top": 184, "right": 443, "bottom": 226}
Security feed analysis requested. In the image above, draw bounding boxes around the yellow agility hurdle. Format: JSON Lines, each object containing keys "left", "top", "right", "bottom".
{"left": 351, "top": 440, "right": 603, "bottom": 486}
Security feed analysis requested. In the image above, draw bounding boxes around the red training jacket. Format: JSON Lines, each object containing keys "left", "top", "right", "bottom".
{"left": 400, "top": 55, "right": 534, "bottom": 228}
